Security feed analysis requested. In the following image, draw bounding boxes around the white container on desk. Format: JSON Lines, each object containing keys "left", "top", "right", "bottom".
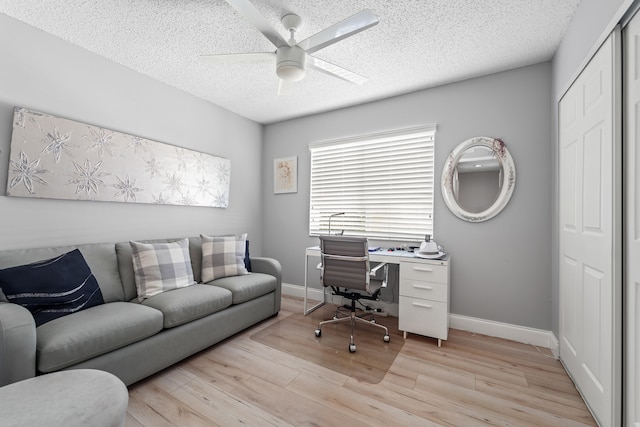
{"left": 398, "top": 254, "right": 450, "bottom": 347}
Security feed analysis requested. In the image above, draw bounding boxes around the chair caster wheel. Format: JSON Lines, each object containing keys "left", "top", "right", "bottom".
{"left": 383, "top": 334, "right": 390, "bottom": 343}
{"left": 349, "top": 344, "right": 356, "bottom": 353}
{"left": 315, "top": 329, "right": 321, "bottom": 337}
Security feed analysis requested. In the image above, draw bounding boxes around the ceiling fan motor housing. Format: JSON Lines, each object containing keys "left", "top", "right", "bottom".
{"left": 276, "top": 45, "right": 306, "bottom": 82}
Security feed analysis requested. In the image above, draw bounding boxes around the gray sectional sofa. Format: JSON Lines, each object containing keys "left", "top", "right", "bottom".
{"left": 0, "top": 236, "right": 281, "bottom": 387}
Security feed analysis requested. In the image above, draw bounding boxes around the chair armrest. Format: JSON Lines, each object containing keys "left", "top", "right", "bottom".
{"left": 0, "top": 302, "right": 37, "bottom": 386}
{"left": 370, "top": 262, "right": 388, "bottom": 276}
{"left": 250, "top": 257, "right": 282, "bottom": 313}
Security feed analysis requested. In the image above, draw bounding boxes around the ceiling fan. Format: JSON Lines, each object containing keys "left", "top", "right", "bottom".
{"left": 199, "top": 0, "right": 379, "bottom": 95}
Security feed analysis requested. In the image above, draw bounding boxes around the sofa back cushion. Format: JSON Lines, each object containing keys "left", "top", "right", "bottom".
{"left": 116, "top": 237, "right": 203, "bottom": 301}
{"left": 0, "top": 243, "right": 125, "bottom": 303}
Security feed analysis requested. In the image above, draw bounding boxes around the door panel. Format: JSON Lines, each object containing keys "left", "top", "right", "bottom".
{"left": 559, "top": 31, "right": 620, "bottom": 427}
{"left": 561, "top": 255, "right": 578, "bottom": 356}
{"left": 583, "top": 127, "right": 604, "bottom": 231}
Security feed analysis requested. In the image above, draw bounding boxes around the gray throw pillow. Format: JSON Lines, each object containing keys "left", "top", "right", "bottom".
{"left": 201, "top": 233, "right": 249, "bottom": 282}
{"left": 130, "top": 238, "right": 195, "bottom": 301}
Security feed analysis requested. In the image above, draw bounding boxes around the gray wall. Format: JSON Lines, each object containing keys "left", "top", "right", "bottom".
{"left": 550, "top": 0, "right": 632, "bottom": 335}
{"left": 0, "top": 15, "right": 264, "bottom": 252}
{"left": 263, "top": 62, "right": 553, "bottom": 330}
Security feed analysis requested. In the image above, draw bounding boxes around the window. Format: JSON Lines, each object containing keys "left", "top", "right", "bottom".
{"left": 309, "top": 125, "right": 435, "bottom": 241}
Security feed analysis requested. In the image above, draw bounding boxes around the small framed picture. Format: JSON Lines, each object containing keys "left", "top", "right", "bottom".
{"left": 274, "top": 156, "right": 297, "bottom": 194}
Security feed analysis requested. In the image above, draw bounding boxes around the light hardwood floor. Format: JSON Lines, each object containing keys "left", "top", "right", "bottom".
{"left": 125, "top": 296, "right": 596, "bottom": 426}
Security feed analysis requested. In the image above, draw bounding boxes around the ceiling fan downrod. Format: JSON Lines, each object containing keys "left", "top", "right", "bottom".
{"left": 276, "top": 14, "right": 306, "bottom": 82}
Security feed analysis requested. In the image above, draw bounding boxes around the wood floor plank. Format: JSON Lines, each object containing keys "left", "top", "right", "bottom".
{"left": 440, "top": 332, "right": 568, "bottom": 376}
{"left": 231, "top": 334, "right": 350, "bottom": 387}
{"left": 232, "top": 375, "right": 369, "bottom": 426}
{"left": 171, "top": 377, "right": 293, "bottom": 426}
{"left": 202, "top": 340, "right": 300, "bottom": 388}
{"left": 415, "top": 374, "right": 594, "bottom": 427}
{"left": 180, "top": 350, "right": 253, "bottom": 392}
{"left": 128, "top": 380, "right": 217, "bottom": 427}
{"left": 142, "top": 365, "right": 198, "bottom": 393}
{"left": 383, "top": 361, "right": 418, "bottom": 389}
{"left": 376, "top": 376, "right": 513, "bottom": 427}
{"left": 125, "top": 296, "right": 597, "bottom": 427}
{"left": 124, "top": 413, "right": 144, "bottom": 427}
{"left": 287, "top": 372, "right": 442, "bottom": 426}
{"left": 402, "top": 341, "right": 530, "bottom": 387}
{"left": 475, "top": 375, "right": 597, "bottom": 425}
{"left": 345, "top": 375, "right": 517, "bottom": 427}
{"left": 392, "top": 353, "right": 477, "bottom": 389}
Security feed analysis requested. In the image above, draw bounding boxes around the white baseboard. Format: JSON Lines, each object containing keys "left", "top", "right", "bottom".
{"left": 449, "top": 314, "right": 559, "bottom": 357}
{"left": 282, "top": 282, "right": 323, "bottom": 300}
{"left": 282, "top": 282, "right": 559, "bottom": 356}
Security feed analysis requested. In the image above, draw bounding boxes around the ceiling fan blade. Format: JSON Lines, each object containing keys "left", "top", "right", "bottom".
{"left": 224, "top": 0, "right": 288, "bottom": 48}
{"left": 308, "top": 56, "right": 368, "bottom": 85}
{"left": 278, "top": 79, "right": 293, "bottom": 96}
{"left": 297, "top": 9, "right": 379, "bottom": 54}
{"left": 199, "top": 52, "right": 275, "bottom": 63}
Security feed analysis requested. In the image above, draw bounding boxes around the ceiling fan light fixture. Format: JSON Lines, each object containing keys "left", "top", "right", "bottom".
{"left": 276, "top": 45, "right": 306, "bottom": 82}
{"left": 277, "top": 64, "right": 306, "bottom": 81}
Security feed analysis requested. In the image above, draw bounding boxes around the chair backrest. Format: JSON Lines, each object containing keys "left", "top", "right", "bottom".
{"left": 319, "top": 235, "right": 370, "bottom": 291}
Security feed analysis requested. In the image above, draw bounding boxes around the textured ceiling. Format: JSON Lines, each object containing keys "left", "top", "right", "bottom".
{"left": 1, "top": 0, "right": 580, "bottom": 124}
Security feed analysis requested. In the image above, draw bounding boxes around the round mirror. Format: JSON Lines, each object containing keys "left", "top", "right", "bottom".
{"left": 441, "top": 136, "right": 516, "bottom": 222}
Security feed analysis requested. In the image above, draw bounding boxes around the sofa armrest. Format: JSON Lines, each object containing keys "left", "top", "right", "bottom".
{"left": 0, "top": 302, "right": 37, "bottom": 386}
{"left": 250, "top": 257, "right": 282, "bottom": 313}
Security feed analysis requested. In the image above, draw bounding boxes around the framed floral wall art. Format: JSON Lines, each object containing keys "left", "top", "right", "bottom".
{"left": 273, "top": 156, "right": 297, "bottom": 194}
{"left": 6, "top": 107, "right": 231, "bottom": 208}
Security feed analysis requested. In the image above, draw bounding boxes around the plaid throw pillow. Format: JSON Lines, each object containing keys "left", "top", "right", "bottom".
{"left": 130, "top": 238, "right": 195, "bottom": 301}
{"left": 201, "top": 233, "right": 249, "bottom": 282}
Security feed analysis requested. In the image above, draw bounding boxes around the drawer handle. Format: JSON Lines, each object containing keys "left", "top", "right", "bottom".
{"left": 412, "top": 284, "right": 433, "bottom": 290}
{"left": 412, "top": 302, "right": 433, "bottom": 309}
{"left": 413, "top": 267, "right": 433, "bottom": 272}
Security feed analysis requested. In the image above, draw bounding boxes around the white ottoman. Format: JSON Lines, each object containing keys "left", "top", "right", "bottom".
{"left": 0, "top": 369, "right": 128, "bottom": 427}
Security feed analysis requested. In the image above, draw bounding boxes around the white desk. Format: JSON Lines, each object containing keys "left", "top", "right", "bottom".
{"left": 304, "top": 247, "right": 451, "bottom": 346}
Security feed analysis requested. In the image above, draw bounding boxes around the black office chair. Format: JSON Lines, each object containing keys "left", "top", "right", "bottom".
{"left": 314, "top": 235, "right": 390, "bottom": 352}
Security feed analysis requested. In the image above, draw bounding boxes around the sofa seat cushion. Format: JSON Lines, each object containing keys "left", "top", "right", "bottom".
{"left": 210, "top": 273, "right": 277, "bottom": 305}
{"left": 141, "top": 284, "right": 232, "bottom": 328}
{"left": 37, "top": 302, "right": 163, "bottom": 373}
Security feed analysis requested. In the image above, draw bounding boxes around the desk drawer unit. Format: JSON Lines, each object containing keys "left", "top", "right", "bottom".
{"left": 401, "top": 281, "right": 447, "bottom": 302}
{"left": 398, "top": 258, "right": 450, "bottom": 346}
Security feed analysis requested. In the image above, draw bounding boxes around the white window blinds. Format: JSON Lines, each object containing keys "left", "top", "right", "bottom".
{"left": 309, "top": 125, "right": 436, "bottom": 241}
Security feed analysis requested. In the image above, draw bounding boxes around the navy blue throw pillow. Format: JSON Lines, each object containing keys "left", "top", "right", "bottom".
{"left": 0, "top": 249, "right": 104, "bottom": 326}
{"left": 244, "top": 240, "right": 252, "bottom": 272}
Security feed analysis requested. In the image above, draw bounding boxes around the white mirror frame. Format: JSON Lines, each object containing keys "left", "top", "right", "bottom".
{"left": 441, "top": 136, "right": 516, "bottom": 222}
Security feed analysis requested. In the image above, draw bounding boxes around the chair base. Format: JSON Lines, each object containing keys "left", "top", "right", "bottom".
{"left": 315, "top": 308, "right": 390, "bottom": 353}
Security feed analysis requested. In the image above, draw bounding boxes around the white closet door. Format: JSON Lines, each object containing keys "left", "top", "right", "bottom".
{"left": 559, "top": 31, "right": 621, "bottom": 427}
{"left": 625, "top": 12, "right": 640, "bottom": 427}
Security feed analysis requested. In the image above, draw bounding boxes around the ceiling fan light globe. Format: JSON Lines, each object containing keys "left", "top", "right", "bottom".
{"left": 277, "top": 64, "right": 306, "bottom": 81}
{"left": 276, "top": 45, "right": 306, "bottom": 82}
